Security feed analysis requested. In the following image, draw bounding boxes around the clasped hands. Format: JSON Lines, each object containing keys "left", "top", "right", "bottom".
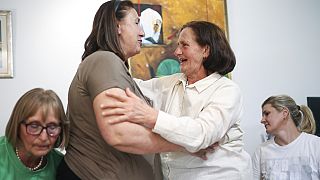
{"left": 100, "top": 87, "right": 218, "bottom": 160}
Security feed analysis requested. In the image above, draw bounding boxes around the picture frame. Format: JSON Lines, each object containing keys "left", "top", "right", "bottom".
{"left": 129, "top": 0, "right": 228, "bottom": 80}
{"left": 0, "top": 10, "right": 13, "bottom": 78}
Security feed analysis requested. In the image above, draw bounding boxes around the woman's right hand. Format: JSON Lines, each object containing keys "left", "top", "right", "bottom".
{"left": 100, "top": 88, "right": 158, "bottom": 128}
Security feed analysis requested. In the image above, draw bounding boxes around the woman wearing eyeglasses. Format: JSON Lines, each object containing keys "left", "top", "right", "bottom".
{"left": 0, "top": 88, "right": 69, "bottom": 179}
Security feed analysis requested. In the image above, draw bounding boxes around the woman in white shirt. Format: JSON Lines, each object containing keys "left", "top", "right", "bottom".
{"left": 101, "top": 21, "right": 252, "bottom": 180}
{"left": 252, "top": 95, "right": 320, "bottom": 179}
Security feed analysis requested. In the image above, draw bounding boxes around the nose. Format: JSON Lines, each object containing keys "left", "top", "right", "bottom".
{"left": 260, "top": 116, "right": 266, "bottom": 124}
{"left": 174, "top": 46, "right": 181, "bottom": 57}
{"left": 38, "top": 128, "right": 49, "bottom": 141}
{"left": 139, "top": 24, "right": 145, "bottom": 37}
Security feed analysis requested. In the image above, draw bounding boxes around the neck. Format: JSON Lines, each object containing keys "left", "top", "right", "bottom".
{"left": 274, "top": 121, "right": 301, "bottom": 146}
{"left": 16, "top": 147, "right": 44, "bottom": 171}
{"left": 186, "top": 70, "right": 208, "bottom": 85}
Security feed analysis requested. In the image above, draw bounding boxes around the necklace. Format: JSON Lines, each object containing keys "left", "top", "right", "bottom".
{"left": 15, "top": 147, "right": 44, "bottom": 171}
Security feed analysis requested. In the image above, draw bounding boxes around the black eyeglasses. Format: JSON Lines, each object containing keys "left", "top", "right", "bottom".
{"left": 21, "top": 121, "right": 61, "bottom": 137}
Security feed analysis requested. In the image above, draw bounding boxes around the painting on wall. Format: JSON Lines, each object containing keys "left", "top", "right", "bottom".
{"left": 129, "top": 0, "right": 228, "bottom": 80}
{"left": 0, "top": 10, "right": 13, "bottom": 78}
{"left": 134, "top": 3, "right": 164, "bottom": 46}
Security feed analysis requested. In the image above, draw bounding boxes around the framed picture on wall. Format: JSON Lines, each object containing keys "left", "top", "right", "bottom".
{"left": 0, "top": 10, "right": 13, "bottom": 78}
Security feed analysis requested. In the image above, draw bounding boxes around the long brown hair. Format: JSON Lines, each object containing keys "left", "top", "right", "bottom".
{"left": 81, "top": 1, "right": 134, "bottom": 62}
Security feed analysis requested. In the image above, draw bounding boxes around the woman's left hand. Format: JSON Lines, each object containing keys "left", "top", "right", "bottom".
{"left": 190, "top": 142, "right": 219, "bottom": 160}
{"left": 100, "top": 88, "right": 158, "bottom": 128}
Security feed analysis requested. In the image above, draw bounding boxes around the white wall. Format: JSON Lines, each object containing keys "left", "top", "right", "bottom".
{"left": 227, "top": 0, "right": 320, "bottom": 154}
{"left": 0, "top": 0, "right": 319, "bottom": 156}
{"left": 0, "top": 0, "right": 106, "bottom": 133}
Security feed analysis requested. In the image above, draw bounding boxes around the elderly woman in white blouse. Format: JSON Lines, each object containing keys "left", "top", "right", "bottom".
{"left": 101, "top": 21, "right": 252, "bottom": 180}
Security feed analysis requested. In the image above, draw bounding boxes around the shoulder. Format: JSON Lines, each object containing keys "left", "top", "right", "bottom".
{"left": 255, "top": 139, "right": 276, "bottom": 153}
{"left": 0, "top": 136, "right": 9, "bottom": 154}
{"left": 158, "top": 73, "right": 184, "bottom": 85}
{"left": 301, "top": 132, "right": 320, "bottom": 143}
{"left": 47, "top": 149, "right": 64, "bottom": 167}
{"left": 209, "top": 75, "right": 242, "bottom": 102}
{"left": 218, "top": 76, "right": 241, "bottom": 91}
{"left": 48, "top": 149, "right": 64, "bottom": 160}
{"left": 260, "top": 139, "right": 275, "bottom": 148}
{"left": 0, "top": 136, "right": 10, "bottom": 150}
{"left": 0, "top": 136, "right": 6, "bottom": 144}
{"left": 141, "top": 73, "right": 183, "bottom": 90}
{"left": 86, "top": 51, "right": 119, "bottom": 60}
{"left": 81, "top": 51, "right": 123, "bottom": 67}
{"left": 78, "top": 50, "right": 128, "bottom": 82}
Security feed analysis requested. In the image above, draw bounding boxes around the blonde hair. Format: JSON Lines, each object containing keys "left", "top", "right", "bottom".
{"left": 5, "top": 88, "right": 69, "bottom": 148}
{"left": 262, "top": 95, "right": 316, "bottom": 134}
{"left": 299, "top": 105, "right": 316, "bottom": 134}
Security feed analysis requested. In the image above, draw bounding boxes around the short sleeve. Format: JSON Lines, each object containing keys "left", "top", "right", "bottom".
{"left": 79, "top": 51, "right": 133, "bottom": 101}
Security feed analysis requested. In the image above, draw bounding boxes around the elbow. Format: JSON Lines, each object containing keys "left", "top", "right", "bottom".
{"left": 102, "top": 131, "right": 147, "bottom": 154}
{"left": 185, "top": 131, "right": 221, "bottom": 153}
{"left": 185, "top": 141, "right": 204, "bottom": 153}
{"left": 102, "top": 131, "right": 124, "bottom": 148}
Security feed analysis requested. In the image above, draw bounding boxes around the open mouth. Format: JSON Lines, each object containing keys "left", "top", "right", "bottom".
{"left": 178, "top": 57, "right": 187, "bottom": 63}
{"left": 264, "top": 124, "right": 270, "bottom": 129}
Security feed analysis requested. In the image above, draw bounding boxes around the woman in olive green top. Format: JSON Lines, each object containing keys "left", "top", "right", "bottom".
{"left": 56, "top": 1, "right": 186, "bottom": 179}
{"left": 0, "top": 88, "right": 69, "bottom": 179}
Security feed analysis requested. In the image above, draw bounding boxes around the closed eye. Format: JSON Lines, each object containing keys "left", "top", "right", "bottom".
{"left": 262, "top": 111, "right": 270, "bottom": 117}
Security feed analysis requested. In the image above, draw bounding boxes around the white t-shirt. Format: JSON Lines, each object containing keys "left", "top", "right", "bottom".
{"left": 252, "top": 132, "right": 320, "bottom": 180}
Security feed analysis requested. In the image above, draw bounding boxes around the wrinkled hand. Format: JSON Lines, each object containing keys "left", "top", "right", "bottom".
{"left": 101, "top": 88, "right": 158, "bottom": 128}
{"left": 190, "top": 142, "right": 219, "bottom": 160}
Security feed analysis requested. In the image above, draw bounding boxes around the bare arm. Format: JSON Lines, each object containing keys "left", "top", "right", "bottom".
{"left": 101, "top": 85, "right": 241, "bottom": 153}
{"left": 93, "top": 88, "right": 184, "bottom": 154}
{"left": 101, "top": 88, "right": 158, "bottom": 128}
{"left": 101, "top": 88, "right": 220, "bottom": 154}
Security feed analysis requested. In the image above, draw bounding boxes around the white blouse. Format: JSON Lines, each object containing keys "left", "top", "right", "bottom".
{"left": 136, "top": 73, "right": 252, "bottom": 180}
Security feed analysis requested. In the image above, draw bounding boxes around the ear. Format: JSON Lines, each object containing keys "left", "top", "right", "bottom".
{"left": 203, "top": 45, "right": 210, "bottom": 58}
{"left": 282, "top": 107, "right": 289, "bottom": 119}
{"left": 117, "top": 24, "right": 121, "bottom": 35}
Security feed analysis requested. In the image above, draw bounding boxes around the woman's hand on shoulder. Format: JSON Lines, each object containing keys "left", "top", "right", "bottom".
{"left": 100, "top": 88, "right": 158, "bottom": 128}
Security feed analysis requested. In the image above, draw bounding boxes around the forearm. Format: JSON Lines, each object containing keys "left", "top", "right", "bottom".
{"left": 110, "top": 121, "right": 185, "bottom": 154}
{"left": 153, "top": 111, "right": 228, "bottom": 153}
{"left": 94, "top": 88, "right": 184, "bottom": 154}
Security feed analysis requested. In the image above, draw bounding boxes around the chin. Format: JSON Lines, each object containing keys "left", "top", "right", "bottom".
{"left": 180, "top": 68, "right": 187, "bottom": 75}
{"left": 35, "top": 146, "right": 51, "bottom": 154}
{"left": 31, "top": 150, "right": 49, "bottom": 158}
{"left": 130, "top": 50, "right": 141, "bottom": 57}
{"left": 265, "top": 128, "right": 273, "bottom": 135}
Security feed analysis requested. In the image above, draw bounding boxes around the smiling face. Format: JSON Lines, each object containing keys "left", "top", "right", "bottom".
{"left": 174, "top": 27, "right": 208, "bottom": 82}
{"left": 19, "top": 108, "right": 60, "bottom": 158}
{"left": 118, "top": 8, "right": 144, "bottom": 59}
{"left": 261, "top": 104, "right": 288, "bottom": 134}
